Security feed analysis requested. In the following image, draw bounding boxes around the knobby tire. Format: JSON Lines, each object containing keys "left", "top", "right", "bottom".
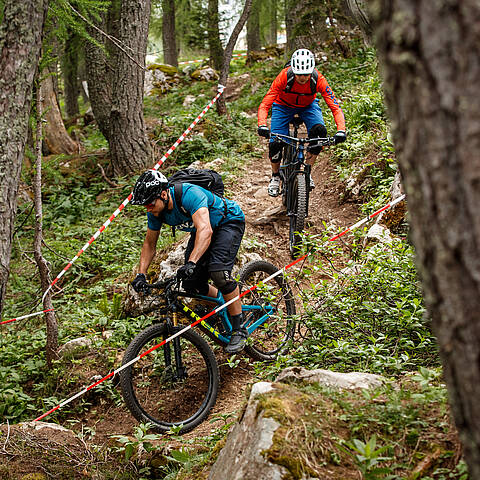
{"left": 120, "top": 323, "right": 219, "bottom": 434}
{"left": 289, "top": 173, "right": 307, "bottom": 259}
{"left": 239, "top": 260, "right": 296, "bottom": 361}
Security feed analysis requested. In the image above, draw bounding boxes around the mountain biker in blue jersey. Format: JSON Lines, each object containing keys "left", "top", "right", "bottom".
{"left": 130, "top": 169, "right": 248, "bottom": 353}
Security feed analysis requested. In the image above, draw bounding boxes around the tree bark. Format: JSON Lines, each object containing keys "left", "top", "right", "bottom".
{"left": 370, "top": 0, "right": 480, "bottom": 475}
{"left": 40, "top": 74, "right": 79, "bottom": 155}
{"left": 84, "top": 8, "right": 115, "bottom": 141}
{"left": 247, "top": 0, "right": 261, "bottom": 53}
{"left": 109, "top": 0, "right": 152, "bottom": 176}
{"left": 345, "top": 0, "right": 372, "bottom": 41}
{"left": 33, "top": 89, "right": 58, "bottom": 366}
{"left": 217, "top": 0, "right": 253, "bottom": 116}
{"left": 208, "top": 0, "right": 223, "bottom": 71}
{"left": 285, "top": 0, "right": 306, "bottom": 54}
{"left": 0, "top": 0, "right": 48, "bottom": 318}
{"left": 268, "top": 0, "right": 278, "bottom": 45}
{"left": 85, "top": 0, "right": 152, "bottom": 176}
{"left": 162, "top": 0, "right": 178, "bottom": 67}
{"left": 62, "top": 30, "right": 81, "bottom": 118}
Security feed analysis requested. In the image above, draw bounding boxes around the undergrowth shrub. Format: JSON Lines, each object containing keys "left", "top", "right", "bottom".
{"left": 287, "top": 237, "right": 438, "bottom": 375}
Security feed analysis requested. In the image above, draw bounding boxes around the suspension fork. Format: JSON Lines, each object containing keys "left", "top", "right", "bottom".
{"left": 164, "top": 308, "right": 188, "bottom": 381}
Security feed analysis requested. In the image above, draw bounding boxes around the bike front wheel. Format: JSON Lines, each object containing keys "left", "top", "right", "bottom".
{"left": 239, "top": 260, "right": 296, "bottom": 361}
{"left": 289, "top": 173, "right": 307, "bottom": 259}
{"left": 120, "top": 323, "right": 219, "bottom": 434}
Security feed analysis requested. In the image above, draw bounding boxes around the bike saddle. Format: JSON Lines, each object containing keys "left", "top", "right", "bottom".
{"left": 291, "top": 115, "right": 303, "bottom": 128}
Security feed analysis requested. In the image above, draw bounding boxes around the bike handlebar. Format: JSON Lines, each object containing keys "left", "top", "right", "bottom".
{"left": 270, "top": 132, "right": 336, "bottom": 146}
{"left": 146, "top": 276, "right": 179, "bottom": 291}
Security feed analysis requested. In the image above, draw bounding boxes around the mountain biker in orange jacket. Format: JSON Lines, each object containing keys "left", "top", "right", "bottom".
{"left": 258, "top": 49, "right": 346, "bottom": 196}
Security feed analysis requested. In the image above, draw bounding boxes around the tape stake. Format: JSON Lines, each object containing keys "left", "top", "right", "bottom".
{"left": 31, "top": 195, "right": 405, "bottom": 422}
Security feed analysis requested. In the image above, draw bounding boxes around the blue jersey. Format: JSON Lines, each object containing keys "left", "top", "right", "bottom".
{"left": 147, "top": 184, "right": 244, "bottom": 232}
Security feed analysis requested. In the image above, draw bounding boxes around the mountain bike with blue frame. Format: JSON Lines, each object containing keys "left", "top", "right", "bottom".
{"left": 120, "top": 259, "right": 296, "bottom": 433}
{"left": 271, "top": 116, "right": 335, "bottom": 258}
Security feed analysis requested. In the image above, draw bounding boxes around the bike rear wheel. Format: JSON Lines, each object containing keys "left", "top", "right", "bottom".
{"left": 289, "top": 173, "right": 307, "bottom": 258}
{"left": 120, "top": 323, "right": 219, "bottom": 434}
{"left": 239, "top": 260, "right": 296, "bottom": 361}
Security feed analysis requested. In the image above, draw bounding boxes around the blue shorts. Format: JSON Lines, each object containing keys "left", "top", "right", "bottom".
{"left": 270, "top": 100, "right": 325, "bottom": 143}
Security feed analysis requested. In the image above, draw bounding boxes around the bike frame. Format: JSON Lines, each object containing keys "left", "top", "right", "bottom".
{"left": 158, "top": 288, "right": 275, "bottom": 345}
{"left": 277, "top": 134, "right": 312, "bottom": 218}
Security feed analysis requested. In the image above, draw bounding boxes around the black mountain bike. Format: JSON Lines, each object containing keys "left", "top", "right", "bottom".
{"left": 120, "top": 260, "right": 296, "bottom": 433}
{"left": 271, "top": 116, "right": 335, "bottom": 258}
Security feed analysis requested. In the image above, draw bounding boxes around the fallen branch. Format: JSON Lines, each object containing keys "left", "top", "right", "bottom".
{"left": 97, "top": 163, "right": 119, "bottom": 188}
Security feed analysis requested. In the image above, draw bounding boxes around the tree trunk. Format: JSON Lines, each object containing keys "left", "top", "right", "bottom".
{"left": 247, "top": 0, "right": 261, "bottom": 53}
{"left": 0, "top": 0, "right": 48, "bottom": 318}
{"left": 85, "top": 0, "right": 152, "bottom": 176}
{"left": 208, "top": 0, "right": 223, "bottom": 71}
{"left": 345, "top": 0, "right": 372, "bottom": 43}
{"left": 33, "top": 89, "right": 58, "bottom": 366}
{"left": 217, "top": 0, "right": 253, "bottom": 116}
{"left": 109, "top": 0, "right": 152, "bottom": 176}
{"left": 268, "top": 0, "right": 277, "bottom": 45}
{"left": 62, "top": 30, "right": 81, "bottom": 118}
{"left": 41, "top": 74, "right": 79, "bottom": 155}
{"left": 370, "top": 1, "right": 480, "bottom": 476}
{"left": 84, "top": 6, "right": 117, "bottom": 141}
{"left": 285, "top": 0, "right": 304, "bottom": 55}
{"left": 162, "top": 0, "right": 178, "bottom": 67}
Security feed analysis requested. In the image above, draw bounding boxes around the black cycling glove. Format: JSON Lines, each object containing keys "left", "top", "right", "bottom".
{"left": 131, "top": 273, "right": 148, "bottom": 293}
{"left": 334, "top": 130, "right": 347, "bottom": 144}
{"left": 258, "top": 125, "right": 270, "bottom": 138}
{"left": 176, "top": 261, "right": 196, "bottom": 280}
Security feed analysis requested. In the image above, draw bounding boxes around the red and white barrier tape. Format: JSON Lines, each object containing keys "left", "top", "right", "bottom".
{"left": 33, "top": 193, "right": 405, "bottom": 422}
{"left": 36, "top": 85, "right": 225, "bottom": 304}
{"left": 0, "top": 309, "right": 54, "bottom": 326}
{"left": 178, "top": 52, "right": 247, "bottom": 66}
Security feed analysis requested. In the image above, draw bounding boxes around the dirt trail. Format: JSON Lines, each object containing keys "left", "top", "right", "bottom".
{"left": 82, "top": 146, "right": 361, "bottom": 444}
{"left": 231, "top": 139, "right": 360, "bottom": 268}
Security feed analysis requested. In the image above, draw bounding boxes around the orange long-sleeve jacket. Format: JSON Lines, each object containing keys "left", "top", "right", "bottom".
{"left": 257, "top": 67, "right": 345, "bottom": 131}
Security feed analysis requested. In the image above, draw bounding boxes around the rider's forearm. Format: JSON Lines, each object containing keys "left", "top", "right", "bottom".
{"left": 138, "top": 230, "right": 159, "bottom": 274}
{"left": 188, "top": 225, "right": 212, "bottom": 263}
{"left": 138, "top": 243, "right": 156, "bottom": 274}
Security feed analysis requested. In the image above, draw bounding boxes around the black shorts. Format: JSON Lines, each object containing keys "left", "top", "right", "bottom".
{"left": 184, "top": 220, "right": 245, "bottom": 287}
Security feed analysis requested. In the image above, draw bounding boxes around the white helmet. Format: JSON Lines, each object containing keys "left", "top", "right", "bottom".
{"left": 291, "top": 49, "right": 315, "bottom": 75}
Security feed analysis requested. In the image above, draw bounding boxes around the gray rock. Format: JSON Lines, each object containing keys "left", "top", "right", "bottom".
{"left": 275, "top": 366, "right": 385, "bottom": 390}
{"left": 58, "top": 336, "right": 93, "bottom": 356}
{"left": 156, "top": 237, "right": 190, "bottom": 281}
{"left": 208, "top": 383, "right": 288, "bottom": 480}
{"left": 182, "top": 94, "right": 196, "bottom": 107}
{"left": 366, "top": 223, "right": 393, "bottom": 244}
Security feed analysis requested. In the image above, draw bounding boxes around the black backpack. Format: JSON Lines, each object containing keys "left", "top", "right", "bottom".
{"left": 283, "top": 61, "right": 318, "bottom": 95}
{"left": 166, "top": 168, "right": 228, "bottom": 231}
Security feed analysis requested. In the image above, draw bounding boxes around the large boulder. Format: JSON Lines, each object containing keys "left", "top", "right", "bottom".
{"left": 208, "top": 383, "right": 290, "bottom": 480}
{"left": 209, "top": 368, "right": 387, "bottom": 479}
{"left": 275, "top": 366, "right": 385, "bottom": 390}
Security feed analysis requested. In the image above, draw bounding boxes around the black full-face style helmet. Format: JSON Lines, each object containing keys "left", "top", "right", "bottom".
{"left": 131, "top": 169, "right": 169, "bottom": 205}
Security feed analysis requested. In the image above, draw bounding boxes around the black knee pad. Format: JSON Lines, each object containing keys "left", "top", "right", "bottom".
{"left": 269, "top": 141, "right": 283, "bottom": 163}
{"left": 210, "top": 270, "right": 238, "bottom": 296}
{"left": 309, "top": 124, "right": 328, "bottom": 154}
{"left": 182, "top": 279, "right": 209, "bottom": 296}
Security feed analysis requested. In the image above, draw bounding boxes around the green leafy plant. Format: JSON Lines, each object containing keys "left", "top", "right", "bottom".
{"left": 112, "top": 422, "right": 163, "bottom": 462}
{"left": 338, "top": 435, "right": 394, "bottom": 480}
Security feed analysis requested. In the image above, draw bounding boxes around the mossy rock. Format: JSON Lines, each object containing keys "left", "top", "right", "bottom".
{"left": 148, "top": 63, "right": 179, "bottom": 75}
{"left": 20, "top": 474, "right": 47, "bottom": 480}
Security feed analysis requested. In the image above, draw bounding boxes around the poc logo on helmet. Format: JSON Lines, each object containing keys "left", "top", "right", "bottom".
{"left": 145, "top": 180, "right": 162, "bottom": 187}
